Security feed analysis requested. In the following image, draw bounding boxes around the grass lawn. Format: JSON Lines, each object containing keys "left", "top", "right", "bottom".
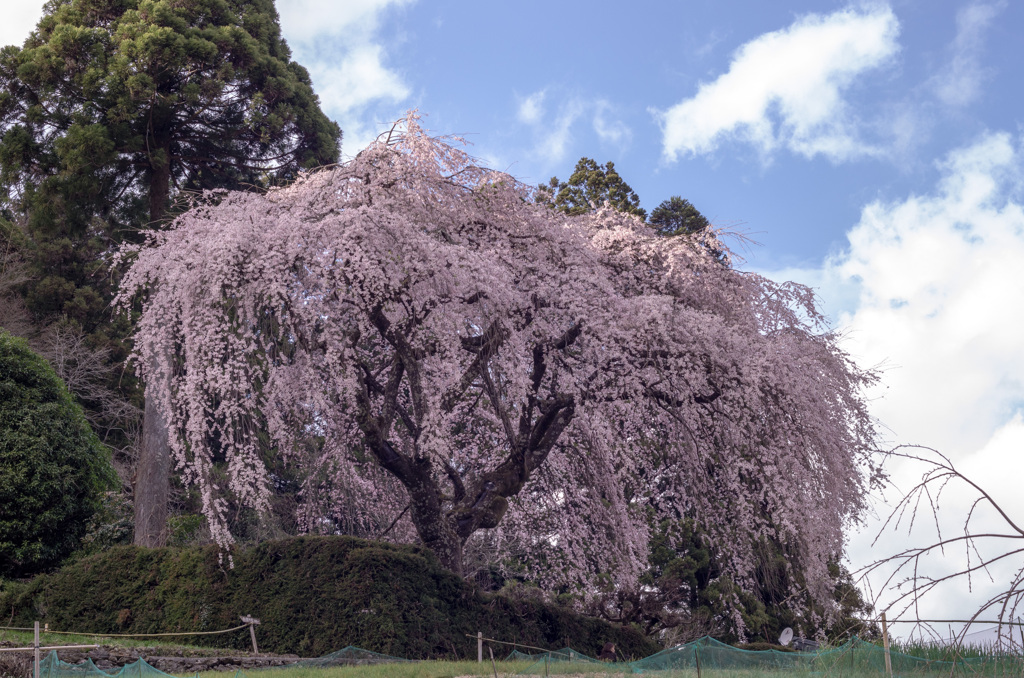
{"left": 196, "top": 661, "right": 538, "bottom": 678}
{"left": 5, "top": 627, "right": 1024, "bottom": 678}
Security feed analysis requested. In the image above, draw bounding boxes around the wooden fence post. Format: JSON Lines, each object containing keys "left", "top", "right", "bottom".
{"left": 478, "top": 632, "right": 483, "bottom": 663}
{"left": 33, "top": 621, "right": 39, "bottom": 678}
{"left": 240, "top": 616, "right": 260, "bottom": 655}
{"left": 881, "top": 612, "right": 893, "bottom": 678}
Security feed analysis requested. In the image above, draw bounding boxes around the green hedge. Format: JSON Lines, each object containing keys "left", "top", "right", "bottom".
{"left": 0, "top": 536, "right": 658, "bottom": 659}
{"left": 0, "top": 330, "right": 115, "bottom": 577}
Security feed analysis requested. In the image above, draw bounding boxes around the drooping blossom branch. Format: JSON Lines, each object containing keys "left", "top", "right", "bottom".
{"left": 858, "top": 445, "right": 1024, "bottom": 646}
{"left": 116, "top": 113, "right": 879, "bottom": 624}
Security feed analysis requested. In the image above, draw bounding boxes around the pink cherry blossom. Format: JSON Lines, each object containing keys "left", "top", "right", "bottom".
{"left": 117, "top": 113, "right": 879, "bottom": 624}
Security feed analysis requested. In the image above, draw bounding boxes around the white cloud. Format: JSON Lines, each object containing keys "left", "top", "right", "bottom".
{"left": 517, "top": 91, "right": 547, "bottom": 125}
{"left": 538, "top": 99, "right": 585, "bottom": 165}
{"left": 931, "top": 1, "right": 1004, "bottom": 107}
{"left": 277, "top": 0, "right": 414, "bottom": 155}
{"left": 768, "top": 131, "right": 1024, "bottom": 629}
{"left": 832, "top": 131, "right": 1024, "bottom": 455}
{"left": 654, "top": 5, "right": 900, "bottom": 162}
{"left": 847, "top": 416, "right": 1024, "bottom": 638}
{"left": 276, "top": 0, "right": 410, "bottom": 42}
{"left": 0, "top": 1, "right": 43, "bottom": 48}
{"left": 592, "top": 101, "right": 632, "bottom": 146}
{"left": 514, "top": 93, "right": 632, "bottom": 167}
{"left": 306, "top": 44, "right": 410, "bottom": 116}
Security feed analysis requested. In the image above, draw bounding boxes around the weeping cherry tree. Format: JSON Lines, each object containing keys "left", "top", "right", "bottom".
{"left": 117, "top": 115, "right": 880, "bottom": 619}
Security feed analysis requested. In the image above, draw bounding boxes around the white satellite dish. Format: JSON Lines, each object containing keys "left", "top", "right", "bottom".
{"left": 779, "top": 627, "right": 794, "bottom": 646}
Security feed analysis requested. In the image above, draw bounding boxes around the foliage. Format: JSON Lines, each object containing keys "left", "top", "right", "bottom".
{"left": 78, "top": 491, "right": 135, "bottom": 556}
{"left": 0, "top": 536, "right": 659, "bottom": 659}
{"left": 0, "top": 216, "right": 38, "bottom": 341}
{"left": 0, "top": 330, "right": 115, "bottom": 577}
{"left": 167, "top": 513, "right": 207, "bottom": 547}
{"left": 731, "top": 642, "right": 796, "bottom": 652}
{"left": 116, "top": 114, "right": 880, "bottom": 625}
{"left": 649, "top": 197, "right": 710, "bottom": 237}
{"left": 0, "top": 0, "right": 339, "bottom": 336}
{"left": 592, "top": 518, "right": 875, "bottom": 644}
{"left": 541, "top": 162, "right": 722, "bottom": 266}
{"left": 0, "top": 0, "right": 341, "bottom": 225}
{"left": 0, "top": 0, "right": 340, "bottom": 350}
{"left": 538, "top": 157, "right": 647, "bottom": 219}
{"left": 0, "top": 0, "right": 342, "bottom": 547}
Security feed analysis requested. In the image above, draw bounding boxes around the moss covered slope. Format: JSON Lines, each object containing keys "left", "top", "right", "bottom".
{"left": 0, "top": 536, "right": 657, "bottom": 659}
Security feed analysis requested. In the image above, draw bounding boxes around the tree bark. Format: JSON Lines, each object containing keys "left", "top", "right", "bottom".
{"left": 133, "top": 345, "right": 171, "bottom": 546}
{"left": 356, "top": 317, "right": 581, "bottom": 575}
{"left": 133, "top": 136, "right": 172, "bottom": 547}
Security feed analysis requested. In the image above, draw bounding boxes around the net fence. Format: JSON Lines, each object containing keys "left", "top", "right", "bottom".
{"left": 35, "top": 645, "right": 410, "bottom": 678}
{"left": 31, "top": 636, "right": 1024, "bottom": 678}
{"left": 515, "top": 637, "right": 1024, "bottom": 676}
{"left": 39, "top": 653, "right": 196, "bottom": 678}
{"left": 289, "top": 646, "right": 411, "bottom": 667}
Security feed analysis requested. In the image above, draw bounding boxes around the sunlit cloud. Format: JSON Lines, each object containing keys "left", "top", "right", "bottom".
{"left": 517, "top": 91, "right": 547, "bottom": 125}
{"left": 592, "top": 101, "right": 632, "bottom": 146}
{"left": 277, "top": 0, "right": 415, "bottom": 155}
{"left": 654, "top": 5, "right": 900, "bottom": 162}
{"left": 931, "top": 1, "right": 1004, "bottom": 107}
{"left": 514, "top": 92, "right": 632, "bottom": 168}
{"left": 768, "top": 131, "right": 1024, "bottom": 631}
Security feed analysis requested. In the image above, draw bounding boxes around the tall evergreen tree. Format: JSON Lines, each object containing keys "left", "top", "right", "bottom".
{"left": 649, "top": 196, "right": 710, "bottom": 237}
{"left": 0, "top": 0, "right": 341, "bottom": 547}
{"left": 538, "top": 157, "right": 647, "bottom": 219}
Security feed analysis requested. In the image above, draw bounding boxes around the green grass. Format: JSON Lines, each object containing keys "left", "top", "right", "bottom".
{"left": 191, "top": 655, "right": 1020, "bottom": 678}
{"left": 195, "top": 661, "right": 535, "bottom": 678}
{"left": 8, "top": 627, "right": 1024, "bottom": 678}
{"left": 890, "top": 639, "right": 1024, "bottom": 661}
{"left": 196, "top": 666, "right": 811, "bottom": 678}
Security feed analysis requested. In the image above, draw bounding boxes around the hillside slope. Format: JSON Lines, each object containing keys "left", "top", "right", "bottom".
{"left": 0, "top": 536, "right": 657, "bottom": 659}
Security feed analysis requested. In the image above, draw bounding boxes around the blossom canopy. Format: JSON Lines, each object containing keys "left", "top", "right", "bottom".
{"left": 118, "top": 114, "right": 878, "bottom": 613}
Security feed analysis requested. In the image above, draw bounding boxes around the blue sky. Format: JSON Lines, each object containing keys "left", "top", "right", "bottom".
{"left": 5, "top": 0, "right": 1024, "bottom": 638}
{"left": 260, "top": 0, "right": 1023, "bottom": 270}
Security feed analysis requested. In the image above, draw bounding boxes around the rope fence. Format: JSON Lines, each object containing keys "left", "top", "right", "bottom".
{"left": 0, "top": 623, "right": 252, "bottom": 638}
{"left": 872, "top": 618, "right": 1024, "bottom": 626}
{"left": 2, "top": 614, "right": 1022, "bottom": 678}
{"left": 464, "top": 633, "right": 554, "bottom": 654}
{"left": 0, "top": 618, "right": 262, "bottom": 678}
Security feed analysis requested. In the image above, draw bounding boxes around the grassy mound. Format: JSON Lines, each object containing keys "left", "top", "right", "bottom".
{"left": 0, "top": 536, "right": 657, "bottom": 659}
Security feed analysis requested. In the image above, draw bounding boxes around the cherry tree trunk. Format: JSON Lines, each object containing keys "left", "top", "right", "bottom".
{"left": 133, "top": 346, "right": 171, "bottom": 546}
{"left": 133, "top": 146, "right": 172, "bottom": 547}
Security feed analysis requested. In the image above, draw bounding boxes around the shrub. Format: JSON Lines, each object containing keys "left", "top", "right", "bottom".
{"left": 0, "top": 536, "right": 659, "bottom": 658}
{"left": 0, "top": 331, "right": 115, "bottom": 577}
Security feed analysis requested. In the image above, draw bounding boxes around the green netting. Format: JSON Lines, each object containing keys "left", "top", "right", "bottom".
{"left": 40, "top": 652, "right": 197, "bottom": 678}
{"left": 35, "top": 645, "right": 410, "bottom": 678}
{"left": 503, "top": 648, "right": 603, "bottom": 665}
{"left": 516, "top": 637, "right": 1024, "bottom": 676}
{"left": 35, "top": 637, "right": 1024, "bottom": 678}
{"left": 288, "top": 646, "right": 411, "bottom": 667}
